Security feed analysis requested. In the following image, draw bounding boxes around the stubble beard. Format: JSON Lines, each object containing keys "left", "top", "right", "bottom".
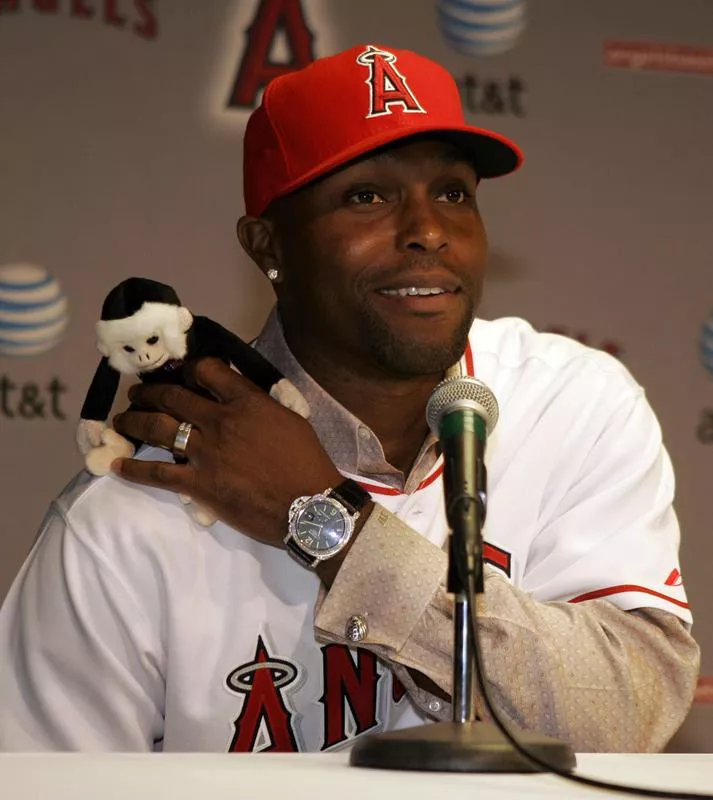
{"left": 356, "top": 297, "right": 476, "bottom": 377}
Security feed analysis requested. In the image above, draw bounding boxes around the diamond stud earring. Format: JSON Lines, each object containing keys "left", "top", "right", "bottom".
{"left": 267, "top": 268, "right": 279, "bottom": 282}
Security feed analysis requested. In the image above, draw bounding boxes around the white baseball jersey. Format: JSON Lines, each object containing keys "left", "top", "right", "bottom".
{"left": 0, "top": 317, "right": 690, "bottom": 752}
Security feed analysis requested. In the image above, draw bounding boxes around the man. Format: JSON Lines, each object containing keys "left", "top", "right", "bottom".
{"left": 0, "top": 44, "right": 699, "bottom": 753}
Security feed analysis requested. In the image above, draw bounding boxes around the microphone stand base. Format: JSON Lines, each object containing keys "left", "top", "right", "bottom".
{"left": 349, "top": 720, "right": 577, "bottom": 773}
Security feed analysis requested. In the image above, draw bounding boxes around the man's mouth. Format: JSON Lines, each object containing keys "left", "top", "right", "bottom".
{"left": 377, "top": 286, "right": 453, "bottom": 297}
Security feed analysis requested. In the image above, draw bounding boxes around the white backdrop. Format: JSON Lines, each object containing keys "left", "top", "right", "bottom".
{"left": 1, "top": 0, "right": 711, "bottom": 750}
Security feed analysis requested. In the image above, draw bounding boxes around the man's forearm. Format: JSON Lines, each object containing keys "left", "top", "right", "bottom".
{"left": 398, "top": 571, "right": 699, "bottom": 751}
{"left": 313, "top": 506, "right": 700, "bottom": 752}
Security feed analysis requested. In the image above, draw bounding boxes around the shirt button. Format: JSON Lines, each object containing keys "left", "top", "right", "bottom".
{"left": 345, "top": 614, "right": 368, "bottom": 642}
{"left": 428, "top": 699, "right": 442, "bottom": 714}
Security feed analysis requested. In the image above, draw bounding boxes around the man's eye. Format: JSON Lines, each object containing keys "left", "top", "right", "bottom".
{"left": 348, "top": 190, "right": 384, "bottom": 205}
{"left": 438, "top": 189, "right": 469, "bottom": 204}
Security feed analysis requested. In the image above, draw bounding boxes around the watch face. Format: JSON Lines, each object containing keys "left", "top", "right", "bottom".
{"left": 292, "top": 495, "right": 353, "bottom": 558}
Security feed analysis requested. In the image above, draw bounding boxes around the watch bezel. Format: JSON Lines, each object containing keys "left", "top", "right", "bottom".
{"left": 286, "top": 492, "right": 357, "bottom": 562}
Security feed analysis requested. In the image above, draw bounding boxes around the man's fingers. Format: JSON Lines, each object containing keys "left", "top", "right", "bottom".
{"left": 114, "top": 411, "right": 203, "bottom": 458}
{"left": 110, "top": 457, "right": 196, "bottom": 496}
{"left": 127, "top": 381, "right": 217, "bottom": 428}
{"left": 187, "top": 357, "right": 261, "bottom": 404}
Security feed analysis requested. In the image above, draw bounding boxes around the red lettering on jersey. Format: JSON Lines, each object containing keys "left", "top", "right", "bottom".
{"left": 133, "top": 0, "right": 158, "bottom": 40}
{"left": 33, "top": 0, "right": 58, "bottom": 10}
{"left": 227, "top": 0, "right": 314, "bottom": 109}
{"left": 0, "top": 1, "right": 20, "bottom": 13}
{"left": 392, "top": 674, "right": 407, "bottom": 704}
{"left": 356, "top": 45, "right": 425, "bottom": 119}
{"left": 665, "top": 568, "right": 683, "bottom": 587}
{"left": 320, "top": 645, "right": 381, "bottom": 750}
{"left": 226, "top": 636, "right": 299, "bottom": 752}
{"left": 484, "top": 542, "right": 511, "bottom": 577}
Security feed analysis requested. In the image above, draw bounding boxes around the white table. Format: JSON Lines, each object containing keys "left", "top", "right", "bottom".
{"left": 2, "top": 752, "right": 713, "bottom": 800}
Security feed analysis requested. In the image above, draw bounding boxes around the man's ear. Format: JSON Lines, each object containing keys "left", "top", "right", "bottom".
{"left": 236, "top": 215, "right": 282, "bottom": 279}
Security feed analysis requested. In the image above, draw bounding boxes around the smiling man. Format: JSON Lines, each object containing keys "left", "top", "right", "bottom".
{"left": 0, "top": 45, "right": 699, "bottom": 753}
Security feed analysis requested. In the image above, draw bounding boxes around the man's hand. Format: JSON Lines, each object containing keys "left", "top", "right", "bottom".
{"left": 111, "top": 358, "right": 343, "bottom": 548}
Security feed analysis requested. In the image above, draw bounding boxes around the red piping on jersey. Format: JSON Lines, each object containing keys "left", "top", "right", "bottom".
{"left": 483, "top": 543, "right": 511, "bottom": 574}
{"left": 463, "top": 338, "right": 475, "bottom": 376}
{"left": 568, "top": 584, "right": 689, "bottom": 610}
{"left": 354, "top": 339, "right": 474, "bottom": 497}
{"left": 695, "top": 676, "right": 713, "bottom": 705}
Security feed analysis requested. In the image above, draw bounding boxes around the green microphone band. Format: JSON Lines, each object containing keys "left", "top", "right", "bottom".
{"left": 439, "top": 408, "right": 487, "bottom": 442}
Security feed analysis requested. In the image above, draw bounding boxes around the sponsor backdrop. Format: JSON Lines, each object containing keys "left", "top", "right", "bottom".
{"left": 1, "top": 0, "right": 712, "bottom": 750}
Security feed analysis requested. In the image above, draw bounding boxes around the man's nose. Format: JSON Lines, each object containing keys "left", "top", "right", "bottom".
{"left": 396, "top": 193, "right": 448, "bottom": 253}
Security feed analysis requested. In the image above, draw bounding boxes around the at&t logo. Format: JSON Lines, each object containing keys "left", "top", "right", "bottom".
{"left": 0, "top": 263, "right": 69, "bottom": 420}
{"left": 700, "top": 312, "right": 713, "bottom": 379}
{"left": 436, "top": 0, "right": 527, "bottom": 56}
{"left": 437, "top": 1, "right": 529, "bottom": 118}
{"left": 697, "top": 312, "right": 713, "bottom": 444}
{"left": 0, "top": 263, "right": 68, "bottom": 357}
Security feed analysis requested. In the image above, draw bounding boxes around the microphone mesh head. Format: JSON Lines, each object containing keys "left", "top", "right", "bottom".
{"left": 426, "top": 376, "right": 499, "bottom": 436}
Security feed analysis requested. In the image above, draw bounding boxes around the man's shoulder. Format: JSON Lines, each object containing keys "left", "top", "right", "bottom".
{"left": 53, "top": 448, "right": 198, "bottom": 547}
{"left": 470, "top": 316, "right": 640, "bottom": 399}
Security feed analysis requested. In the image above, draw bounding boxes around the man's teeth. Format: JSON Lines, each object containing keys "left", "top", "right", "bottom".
{"left": 379, "top": 287, "right": 447, "bottom": 297}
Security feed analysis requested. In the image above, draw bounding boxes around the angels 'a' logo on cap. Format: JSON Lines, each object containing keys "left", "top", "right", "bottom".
{"left": 356, "top": 45, "right": 426, "bottom": 119}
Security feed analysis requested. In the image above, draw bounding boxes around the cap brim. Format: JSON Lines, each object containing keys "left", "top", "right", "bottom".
{"left": 272, "top": 124, "right": 523, "bottom": 209}
{"left": 430, "top": 126, "right": 523, "bottom": 179}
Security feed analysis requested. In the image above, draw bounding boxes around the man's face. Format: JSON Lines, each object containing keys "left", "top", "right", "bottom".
{"left": 270, "top": 139, "right": 488, "bottom": 379}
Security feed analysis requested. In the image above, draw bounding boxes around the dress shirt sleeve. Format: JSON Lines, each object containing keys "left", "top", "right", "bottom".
{"left": 313, "top": 507, "right": 700, "bottom": 752}
{"left": 0, "top": 503, "right": 165, "bottom": 752}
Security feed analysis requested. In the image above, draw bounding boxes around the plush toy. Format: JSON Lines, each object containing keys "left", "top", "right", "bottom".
{"left": 76, "top": 277, "right": 309, "bottom": 525}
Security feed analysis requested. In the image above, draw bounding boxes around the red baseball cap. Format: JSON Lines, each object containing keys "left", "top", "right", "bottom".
{"left": 243, "top": 44, "right": 523, "bottom": 217}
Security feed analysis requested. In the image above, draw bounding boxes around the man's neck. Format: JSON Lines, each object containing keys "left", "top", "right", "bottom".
{"left": 291, "top": 348, "right": 442, "bottom": 475}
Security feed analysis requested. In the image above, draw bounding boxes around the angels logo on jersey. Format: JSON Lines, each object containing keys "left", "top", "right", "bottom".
{"left": 226, "top": 635, "right": 407, "bottom": 752}
{"left": 226, "top": 635, "right": 301, "bottom": 752}
{"left": 356, "top": 45, "right": 426, "bottom": 119}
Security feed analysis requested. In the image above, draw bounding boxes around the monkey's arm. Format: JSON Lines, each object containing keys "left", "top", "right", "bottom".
{"left": 193, "top": 316, "right": 283, "bottom": 391}
{"left": 80, "top": 357, "right": 121, "bottom": 422}
{"left": 193, "top": 316, "right": 309, "bottom": 417}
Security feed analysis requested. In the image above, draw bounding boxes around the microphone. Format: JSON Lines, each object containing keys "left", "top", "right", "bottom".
{"left": 426, "top": 376, "right": 499, "bottom": 584}
{"left": 350, "top": 372, "right": 576, "bottom": 774}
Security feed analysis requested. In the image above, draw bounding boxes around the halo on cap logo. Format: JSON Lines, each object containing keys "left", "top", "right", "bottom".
{"left": 437, "top": 0, "right": 527, "bottom": 56}
{"left": 0, "top": 263, "right": 69, "bottom": 358}
{"left": 701, "top": 313, "right": 713, "bottom": 378}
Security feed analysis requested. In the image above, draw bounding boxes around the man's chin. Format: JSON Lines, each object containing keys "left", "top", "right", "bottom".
{"left": 358, "top": 305, "right": 474, "bottom": 376}
{"left": 371, "top": 333, "right": 470, "bottom": 377}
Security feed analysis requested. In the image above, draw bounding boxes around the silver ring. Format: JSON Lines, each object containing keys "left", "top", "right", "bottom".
{"left": 172, "top": 421, "right": 193, "bottom": 458}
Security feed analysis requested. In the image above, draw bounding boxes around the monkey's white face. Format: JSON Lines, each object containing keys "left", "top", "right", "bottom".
{"left": 96, "top": 302, "right": 192, "bottom": 375}
{"left": 116, "top": 329, "right": 171, "bottom": 373}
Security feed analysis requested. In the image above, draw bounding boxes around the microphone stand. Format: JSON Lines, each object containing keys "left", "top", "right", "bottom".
{"left": 350, "top": 460, "right": 576, "bottom": 772}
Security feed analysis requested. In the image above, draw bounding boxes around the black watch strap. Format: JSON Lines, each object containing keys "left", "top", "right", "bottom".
{"left": 286, "top": 539, "right": 319, "bottom": 568}
{"left": 328, "top": 478, "right": 371, "bottom": 515}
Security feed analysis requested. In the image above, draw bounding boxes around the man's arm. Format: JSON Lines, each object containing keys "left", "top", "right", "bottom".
{"left": 314, "top": 389, "right": 701, "bottom": 753}
{"left": 313, "top": 509, "right": 699, "bottom": 752}
{"left": 0, "top": 501, "right": 164, "bottom": 751}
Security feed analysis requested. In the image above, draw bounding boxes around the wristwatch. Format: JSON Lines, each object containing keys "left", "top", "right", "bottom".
{"left": 285, "top": 478, "right": 371, "bottom": 568}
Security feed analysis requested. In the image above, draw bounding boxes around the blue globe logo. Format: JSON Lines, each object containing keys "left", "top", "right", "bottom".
{"left": 437, "top": 0, "right": 527, "bottom": 56}
{"left": 0, "top": 263, "right": 69, "bottom": 358}
{"left": 701, "top": 313, "right": 713, "bottom": 378}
